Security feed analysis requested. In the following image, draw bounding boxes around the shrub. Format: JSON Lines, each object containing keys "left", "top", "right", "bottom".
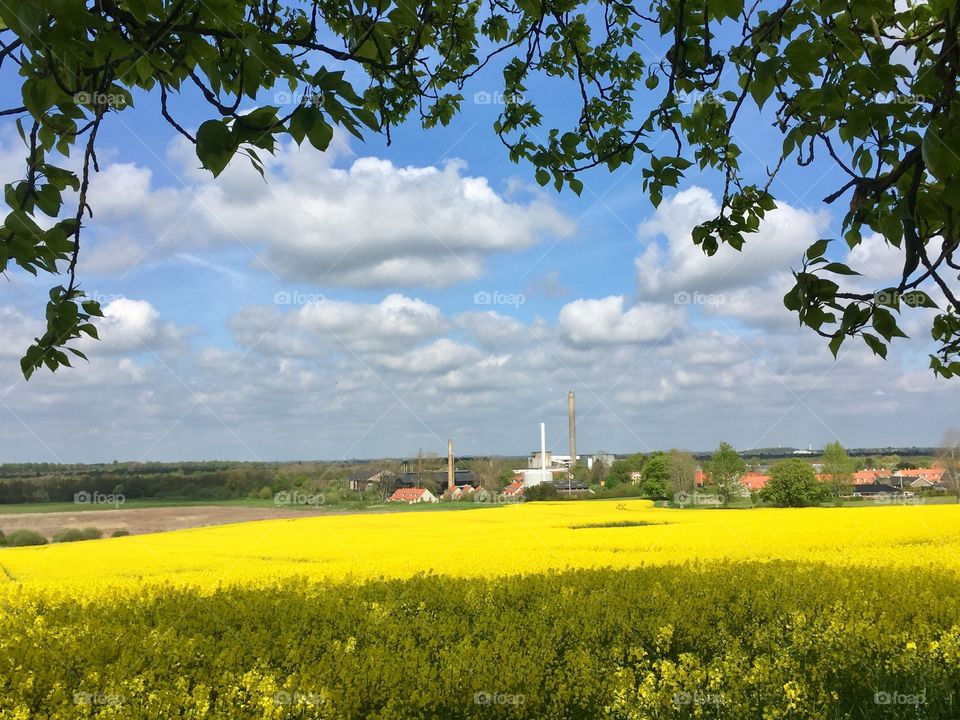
{"left": 111, "top": 529, "right": 131, "bottom": 538}
{"left": 524, "top": 483, "right": 559, "bottom": 501}
{"left": 53, "top": 528, "right": 88, "bottom": 543}
{"left": 52, "top": 527, "right": 102, "bottom": 543}
{"left": 0, "top": 529, "right": 5, "bottom": 546}
{"left": 256, "top": 486, "right": 273, "bottom": 500}
{"left": 760, "top": 459, "right": 831, "bottom": 507}
{"left": 593, "top": 483, "right": 647, "bottom": 499}
{"left": 5, "top": 529, "right": 47, "bottom": 546}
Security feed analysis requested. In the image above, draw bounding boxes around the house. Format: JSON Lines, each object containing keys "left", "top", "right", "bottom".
{"left": 502, "top": 480, "right": 524, "bottom": 498}
{"left": 739, "top": 473, "right": 770, "bottom": 492}
{"left": 853, "top": 482, "right": 899, "bottom": 497}
{"left": 853, "top": 469, "right": 891, "bottom": 485}
{"left": 447, "top": 485, "right": 476, "bottom": 500}
{"left": 388, "top": 487, "right": 438, "bottom": 504}
{"left": 889, "top": 468, "right": 945, "bottom": 489}
{"left": 904, "top": 476, "right": 936, "bottom": 489}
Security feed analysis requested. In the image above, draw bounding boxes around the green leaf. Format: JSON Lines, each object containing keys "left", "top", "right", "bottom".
{"left": 822, "top": 262, "right": 860, "bottom": 275}
{"left": 805, "top": 239, "right": 830, "bottom": 260}
{"left": 922, "top": 125, "right": 960, "bottom": 180}
{"left": 862, "top": 332, "right": 888, "bottom": 359}
{"left": 750, "top": 61, "right": 776, "bottom": 109}
{"left": 828, "top": 333, "right": 845, "bottom": 358}
{"left": 872, "top": 307, "right": 908, "bottom": 341}
{"left": 195, "top": 120, "right": 237, "bottom": 177}
{"left": 306, "top": 120, "right": 333, "bottom": 152}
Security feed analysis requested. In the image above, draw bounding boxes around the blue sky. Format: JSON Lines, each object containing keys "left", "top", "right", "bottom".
{"left": 0, "top": 41, "right": 954, "bottom": 463}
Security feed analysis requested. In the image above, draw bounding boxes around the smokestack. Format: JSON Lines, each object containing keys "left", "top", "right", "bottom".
{"left": 540, "top": 422, "right": 547, "bottom": 485}
{"left": 568, "top": 391, "right": 577, "bottom": 471}
{"left": 447, "top": 438, "right": 455, "bottom": 491}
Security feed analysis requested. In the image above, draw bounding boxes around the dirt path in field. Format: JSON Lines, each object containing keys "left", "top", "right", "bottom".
{"left": 0, "top": 505, "right": 332, "bottom": 539}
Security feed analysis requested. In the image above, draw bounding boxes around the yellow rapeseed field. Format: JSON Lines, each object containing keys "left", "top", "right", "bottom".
{"left": 2, "top": 499, "right": 959, "bottom": 601}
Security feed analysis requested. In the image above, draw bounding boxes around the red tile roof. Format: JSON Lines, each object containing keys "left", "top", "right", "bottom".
{"left": 852, "top": 469, "right": 891, "bottom": 485}
{"left": 739, "top": 472, "right": 769, "bottom": 491}
{"left": 895, "top": 467, "right": 945, "bottom": 481}
{"left": 388, "top": 487, "right": 431, "bottom": 502}
{"left": 503, "top": 480, "right": 524, "bottom": 496}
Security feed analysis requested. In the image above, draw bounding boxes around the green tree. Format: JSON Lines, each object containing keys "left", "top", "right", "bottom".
{"left": 640, "top": 452, "right": 670, "bottom": 499}
{"left": 590, "top": 457, "right": 608, "bottom": 487}
{"left": 879, "top": 455, "right": 902, "bottom": 471}
{"left": 570, "top": 463, "right": 589, "bottom": 484}
{"left": 940, "top": 429, "right": 960, "bottom": 504}
{"left": 607, "top": 453, "right": 645, "bottom": 489}
{"left": 666, "top": 449, "right": 697, "bottom": 498}
{"left": 821, "top": 441, "right": 854, "bottom": 501}
{"left": 706, "top": 442, "right": 746, "bottom": 506}
{"left": 760, "top": 459, "right": 829, "bottom": 508}
{"left": 4, "top": 2, "right": 960, "bottom": 377}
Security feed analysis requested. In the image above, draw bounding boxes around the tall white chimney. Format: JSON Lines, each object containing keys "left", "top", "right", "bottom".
{"left": 447, "top": 438, "right": 455, "bottom": 491}
{"left": 540, "top": 422, "right": 548, "bottom": 485}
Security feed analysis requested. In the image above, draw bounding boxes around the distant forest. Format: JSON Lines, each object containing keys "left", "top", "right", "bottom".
{"left": 0, "top": 461, "right": 357, "bottom": 504}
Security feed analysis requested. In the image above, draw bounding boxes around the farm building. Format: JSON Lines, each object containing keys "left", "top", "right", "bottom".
{"left": 387, "top": 487, "right": 438, "bottom": 504}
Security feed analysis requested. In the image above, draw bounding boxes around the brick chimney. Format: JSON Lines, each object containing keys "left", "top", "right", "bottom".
{"left": 447, "top": 438, "right": 455, "bottom": 491}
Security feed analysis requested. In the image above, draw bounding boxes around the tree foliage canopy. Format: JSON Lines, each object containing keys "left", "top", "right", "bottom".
{"left": 2, "top": 0, "right": 960, "bottom": 377}
{"left": 821, "top": 441, "right": 854, "bottom": 496}
{"left": 760, "top": 458, "right": 829, "bottom": 506}
{"left": 706, "top": 441, "right": 746, "bottom": 491}
{"left": 639, "top": 451, "right": 670, "bottom": 498}
{"left": 607, "top": 452, "right": 645, "bottom": 487}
